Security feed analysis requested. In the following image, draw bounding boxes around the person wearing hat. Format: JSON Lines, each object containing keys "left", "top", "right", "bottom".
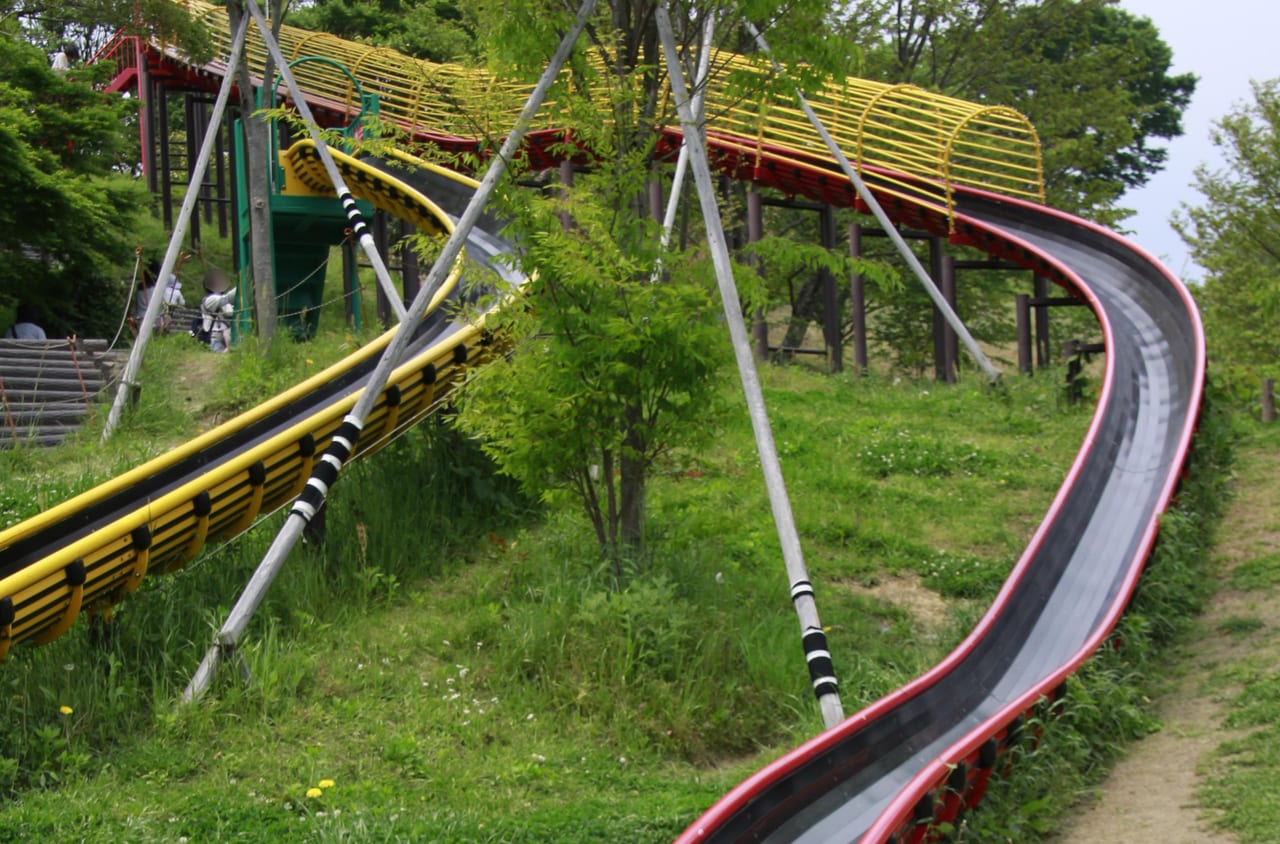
{"left": 200, "top": 270, "right": 236, "bottom": 352}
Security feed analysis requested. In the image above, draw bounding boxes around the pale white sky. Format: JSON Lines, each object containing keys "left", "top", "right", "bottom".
{"left": 1116, "top": 0, "right": 1278, "bottom": 281}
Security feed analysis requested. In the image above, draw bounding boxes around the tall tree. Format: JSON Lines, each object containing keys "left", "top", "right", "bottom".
{"left": 456, "top": 1, "right": 847, "bottom": 564}
{"left": 1, "top": 0, "right": 210, "bottom": 60}
{"left": 1175, "top": 79, "right": 1280, "bottom": 389}
{"left": 0, "top": 31, "right": 154, "bottom": 336}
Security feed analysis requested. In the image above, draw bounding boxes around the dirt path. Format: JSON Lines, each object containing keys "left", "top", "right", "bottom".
{"left": 1051, "top": 437, "right": 1280, "bottom": 842}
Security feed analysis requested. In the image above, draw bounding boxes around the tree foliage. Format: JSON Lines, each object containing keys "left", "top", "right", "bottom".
{"left": 456, "top": 177, "right": 730, "bottom": 569}
{"left": 1, "top": 0, "right": 211, "bottom": 60}
{"left": 289, "top": 0, "right": 479, "bottom": 62}
{"left": 1176, "top": 79, "right": 1280, "bottom": 391}
{"left": 0, "top": 32, "right": 154, "bottom": 335}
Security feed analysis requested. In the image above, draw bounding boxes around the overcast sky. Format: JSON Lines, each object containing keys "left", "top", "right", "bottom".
{"left": 1114, "top": 0, "right": 1278, "bottom": 282}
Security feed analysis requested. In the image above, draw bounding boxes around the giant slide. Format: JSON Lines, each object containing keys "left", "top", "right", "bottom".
{"left": 1, "top": 7, "right": 1203, "bottom": 843}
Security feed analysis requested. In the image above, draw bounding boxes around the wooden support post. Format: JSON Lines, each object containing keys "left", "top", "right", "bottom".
{"left": 930, "top": 236, "right": 946, "bottom": 382}
{"left": 849, "top": 222, "right": 868, "bottom": 376}
{"left": 942, "top": 254, "right": 957, "bottom": 383}
{"left": 1263, "top": 378, "right": 1276, "bottom": 422}
{"left": 374, "top": 210, "right": 391, "bottom": 328}
{"left": 747, "top": 188, "right": 769, "bottom": 361}
{"left": 1034, "top": 275, "right": 1051, "bottom": 369}
{"left": 820, "top": 204, "right": 842, "bottom": 373}
{"left": 1015, "top": 294, "right": 1032, "bottom": 375}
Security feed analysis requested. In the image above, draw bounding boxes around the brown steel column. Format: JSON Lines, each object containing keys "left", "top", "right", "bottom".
{"left": 400, "top": 221, "right": 420, "bottom": 305}
{"left": 930, "top": 236, "right": 946, "bottom": 381}
{"left": 1034, "top": 274, "right": 1050, "bottom": 369}
{"left": 1016, "top": 294, "right": 1032, "bottom": 375}
{"left": 747, "top": 188, "right": 768, "bottom": 361}
{"left": 649, "top": 169, "right": 663, "bottom": 222}
{"left": 158, "top": 87, "right": 173, "bottom": 231}
{"left": 559, "top": 160, "right": 574, "bottom": 232}
{"left": 185, "top": 95, "right": 202, "bottom": 245}
{"left": 941, "top": 254, "right": 957, "bottom": 383}
{"left": 138, "top": 40, "right": 156, "bottom": 194}
{"left": 1264, "top": 379, "right": 1276, "bottom": 422}
{"left": 849, "top": 222, "right": 867, "bottom": 376}
{"left": 820, "top": 204, "right": 842, "bottom": 373}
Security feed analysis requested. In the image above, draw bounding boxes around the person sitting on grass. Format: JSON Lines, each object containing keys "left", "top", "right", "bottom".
{"left": 200, "top": 270, "right": 236, "bottom": 353}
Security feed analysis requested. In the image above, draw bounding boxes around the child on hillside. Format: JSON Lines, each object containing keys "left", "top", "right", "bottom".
{"left": 200, "top": 270, "right": 236, "bottom": 353}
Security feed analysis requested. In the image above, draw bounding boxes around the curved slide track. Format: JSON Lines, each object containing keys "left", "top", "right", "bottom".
{"left": 672, "top": 175, "right": 1204, "bottom": 842}
{"left": 0, "top": 145, "right": 520, "bottom": 661}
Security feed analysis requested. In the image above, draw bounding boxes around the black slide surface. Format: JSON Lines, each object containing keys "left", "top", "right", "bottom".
{"left": 678, "top": 187, "right": 1203, "bottom": 843}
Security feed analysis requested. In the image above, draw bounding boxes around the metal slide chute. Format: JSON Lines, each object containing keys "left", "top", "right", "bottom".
{"left": 672, "top": 183, "right": 1203, "bottom": 842}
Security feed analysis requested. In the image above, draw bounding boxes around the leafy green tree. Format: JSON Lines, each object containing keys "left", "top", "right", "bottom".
{"left": 1, "top": 0, "right": 210, "bottom": 61}
{"left": 455, "top": 1, "right": 848, "bottom": 564}
{"left": 289, "top": 0, "right": 479, "bottom": 62}
{"left": 1175, "top": 79, "right": 1280, "bottom": 393}
{"left": 0, "top": 32, "right": 154, "bottom": 335}
{"left": 457, "top": 180, "right": 731, "bottom": 570}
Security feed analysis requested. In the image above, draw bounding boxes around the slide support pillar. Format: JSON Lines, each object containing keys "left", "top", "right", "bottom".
{"left": 657, "top": 5, "right": 844, "bottom": 730}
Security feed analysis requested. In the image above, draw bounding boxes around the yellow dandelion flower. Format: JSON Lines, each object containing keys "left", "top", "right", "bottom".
{"left": 306, "top": 787, "right": 323, "bottom": 799}
{"left": 59, "top": 705, "right": 73, "bottom": 716}
{"left": 318, "top": 779, "right": 335, "bottom": 789}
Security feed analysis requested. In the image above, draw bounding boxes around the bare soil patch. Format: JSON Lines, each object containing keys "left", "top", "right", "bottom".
{"left": 836, "top": 574, "right": 952, "bottom": 634}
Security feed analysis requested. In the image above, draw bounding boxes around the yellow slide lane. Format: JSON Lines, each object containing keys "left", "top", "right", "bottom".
{"left": 0, "top": 145, "right": 494, "bottom": 659}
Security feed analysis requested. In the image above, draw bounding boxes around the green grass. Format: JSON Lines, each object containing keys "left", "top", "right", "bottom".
{"left": 1196, "top": 420, "right": 1280, "bottom": 843}
{"left": 0, "top": 364, "right": 1130, "bottom": 840}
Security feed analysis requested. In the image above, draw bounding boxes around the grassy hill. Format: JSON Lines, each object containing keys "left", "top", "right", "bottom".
{"left": 0, "top": 340, "right": 1228, "bottom": 841}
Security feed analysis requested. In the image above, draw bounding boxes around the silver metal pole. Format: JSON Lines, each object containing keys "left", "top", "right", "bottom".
{"left": 101, "top": 14, "right": 252, "bottom": 442}
{"left": 242, "top": 0, "right": 407, "bottom": 323}
{"left": 658, "top": 11, "right": 715, "bottom": 247}
{"left": 183, "top": 0, "right": 598, "bottom": 703}
{"left": 744, "top": 23, "right": 1001, "bottom": 384}
{"left": 656, "top": 4, "right": 844, "bottom": 729}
